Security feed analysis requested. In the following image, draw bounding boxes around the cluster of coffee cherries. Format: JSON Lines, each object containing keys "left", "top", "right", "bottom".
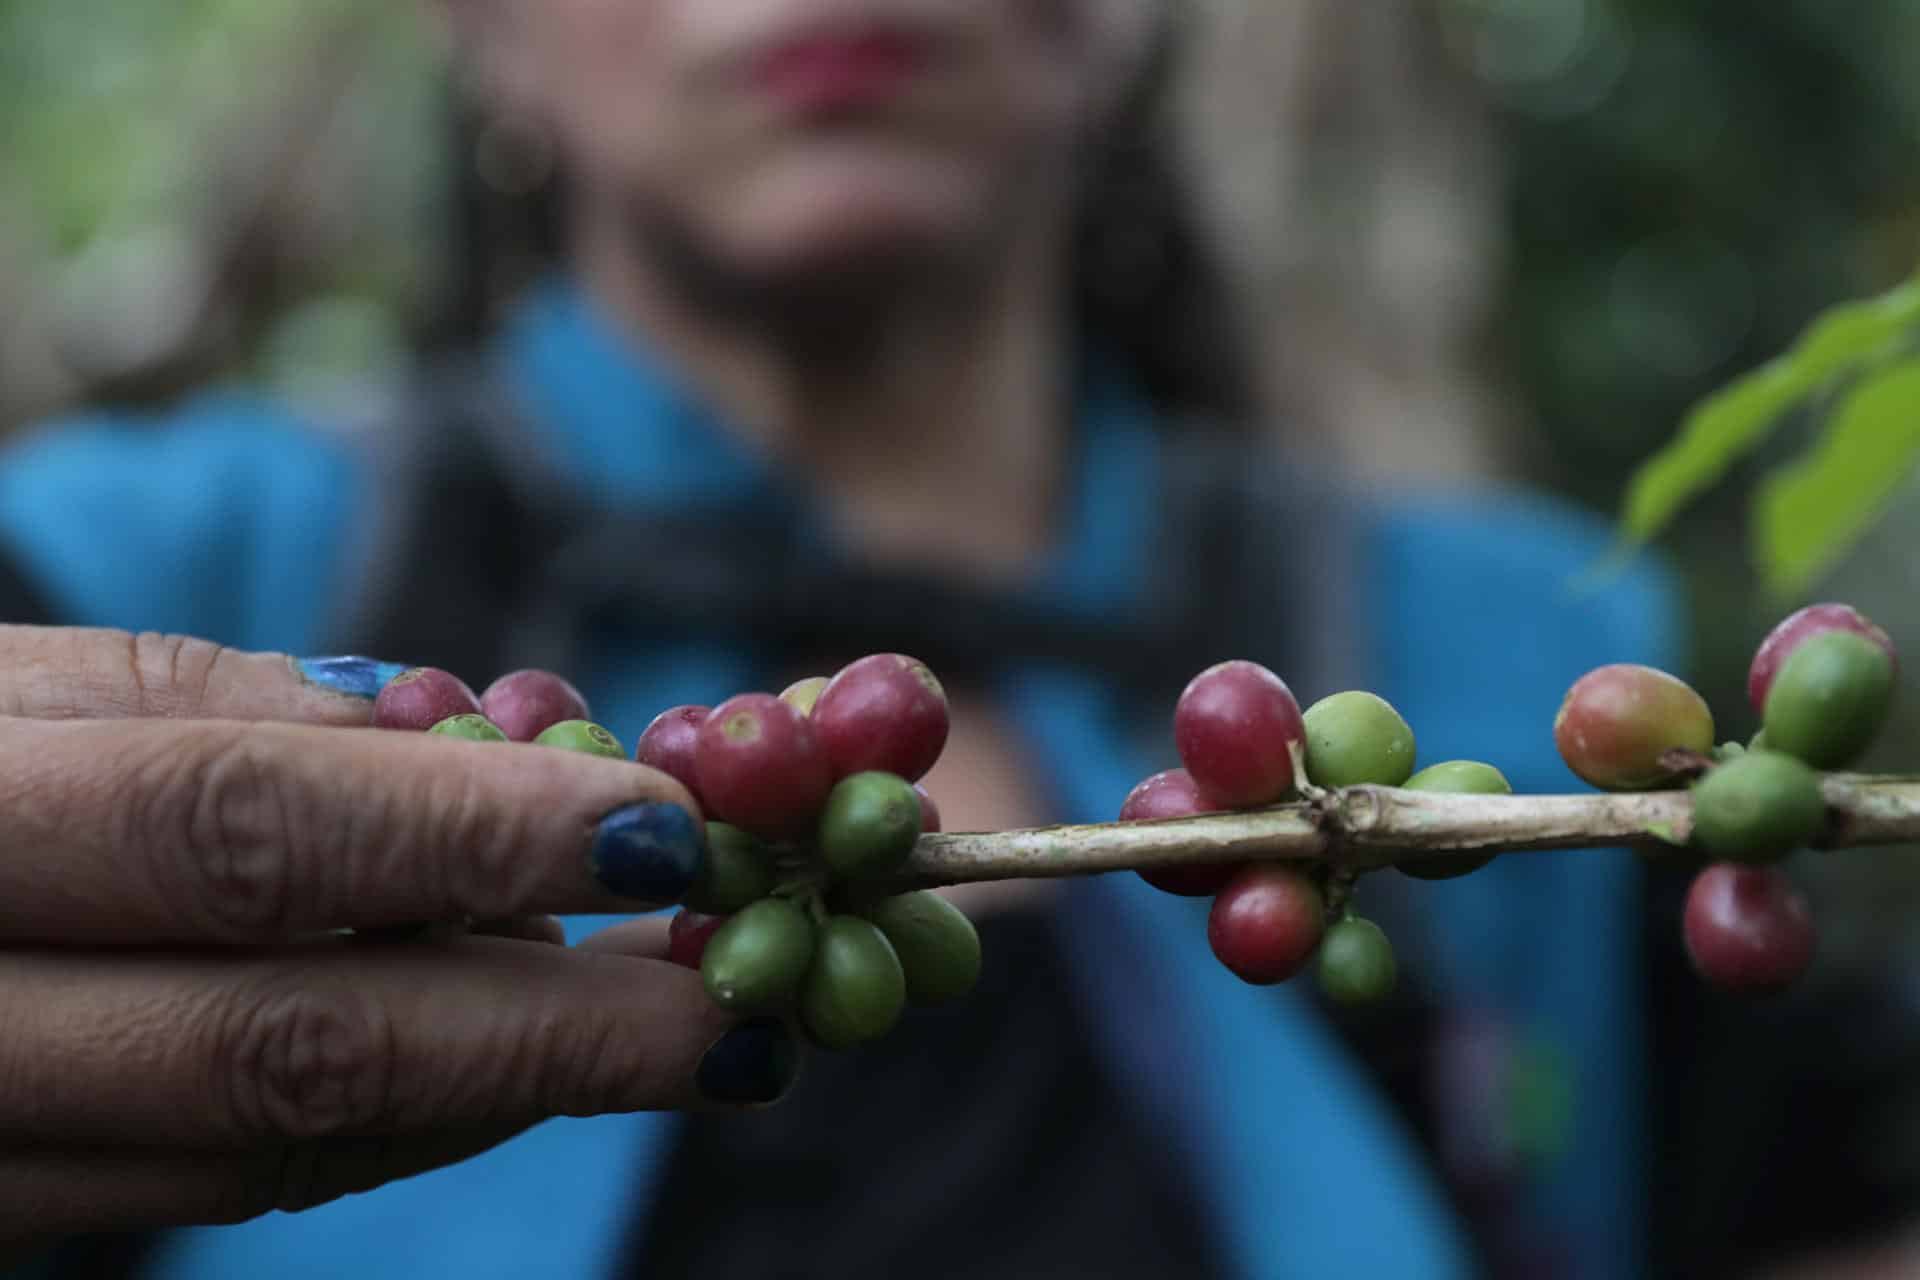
{"left": 377, "top": 655, "right": 980, "bottom": 1049}
{"left": 637, "top": 656, "right": 980, "bottom": 1050}
{"left": 374, "top": 664, "right": 625, "bottom": 751}
{"left": 1121, "top": 660, "right": 1492, "bottom": 1006}
{"left": 1555, "top": 602, "right": 1897, "bottom": 994}
{"left": 1128, "top": 601, "right": 1898, "bottom": 1005}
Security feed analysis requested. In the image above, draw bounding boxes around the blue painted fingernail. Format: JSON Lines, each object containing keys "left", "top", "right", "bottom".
{"left": 590, "top": 803, "right": 705, "bottom": 901}
{"left": 295, "top": 656, "right": 411, "bottom": 700}
{"left": 697, "top": 1018, "right": 799, "bottom": 1106}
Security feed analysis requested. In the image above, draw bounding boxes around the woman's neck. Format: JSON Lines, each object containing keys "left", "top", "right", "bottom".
{"left": 575, "top": 206, "right": 1072, "bottom": 580}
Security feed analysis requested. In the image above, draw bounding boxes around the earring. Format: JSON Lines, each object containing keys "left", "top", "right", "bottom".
{"left": 475, "top": 110, "right": 554, "bottom": 196}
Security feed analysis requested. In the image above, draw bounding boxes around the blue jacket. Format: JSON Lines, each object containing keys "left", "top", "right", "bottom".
{"left": 0, "top": 282, "right": 1681, "bottom": 1279}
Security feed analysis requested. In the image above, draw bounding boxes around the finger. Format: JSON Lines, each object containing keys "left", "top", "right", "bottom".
{"left": 0, "top": 717, "right": 709, "bottom": 943}
{"left": 0, "top": 625, "right": 405, "bottom": 726}
{"left": 470, "top": 915, "right": 567, "bottom": 945}
{"left": 0, "top": 935, "right": 802, "bottom": 1149}
{"left": 0, "top": 1125, "right": 526, "bottom": 1241}
{"left": 572, "top": 915, "right": 673, "bottom": 959}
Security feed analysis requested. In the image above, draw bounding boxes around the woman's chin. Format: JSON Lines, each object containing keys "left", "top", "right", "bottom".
{"left": 713, "top": 154, "right": 990, "bottom": 276}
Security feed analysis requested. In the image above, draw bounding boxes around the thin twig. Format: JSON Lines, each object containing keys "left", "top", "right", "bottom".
{"left": 890, "top": 775, "right": 1920, "bottom": 889}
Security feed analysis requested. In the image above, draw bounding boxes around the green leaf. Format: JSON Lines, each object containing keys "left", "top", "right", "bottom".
{"left": 1615, "top": 276, "right": 1920, "bottom": 550}
{"left": 1753, "top": 359, "right": 1920, "bottom": 596}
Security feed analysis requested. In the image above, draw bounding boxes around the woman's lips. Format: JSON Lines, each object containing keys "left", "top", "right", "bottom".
{"left": 752, "top": 26, "right": 934, "bottom": 113}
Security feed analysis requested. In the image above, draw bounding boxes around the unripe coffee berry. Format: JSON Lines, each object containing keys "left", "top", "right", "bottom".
{"left": 1690, "top": 750, "right": 1824, "bottom": 865}
{"left": 1762, "top": 630, "right": 1894, "bottom": 770}
{"left": 427, "top": 713, "right": 508, "bottom": 743}
{"left": 1748, "top": 603, "right": 1895, "bottom": 716}
{"left": 1396, "top": 760, "right": 1511, "bottom": 880}
{"left": 1302, "top": 691, "right": 1417, "bottom": 788}
{"left": 1318, "top": 916, "right": 1398, "bottom": 1006}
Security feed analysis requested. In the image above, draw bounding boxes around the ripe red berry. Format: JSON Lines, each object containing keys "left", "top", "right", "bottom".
{"left": 1173, "top": 661, "right": 1305, "bottom": 807}
{"left": 811, "top": 654, "right": 951, "bottom": 782}
{"left": 1682, "top": 863, "right": 1816, "bottom": 994}
{"left": 1119, "top": 768, "right": 1234, "bottom": 897}
{"left": 373, "top": 667, "right": 480, "bottom": 732}
{"left": 481, "top": 669, "right": 591, "bottom": 742}
{"left": 1553, "top": 664, "right": 1714, "bottom": 790}
{"left": 636, "top": 705, "right": 711, "bottom": 807}
{"left": 912, "top": 784, "right": 942, "bottom": 834}
{"left": 1206, "top": 865, "right": 1326, "bottom": 985}
{"left": 1748, "top": 603, "right": 1896, "bottom": 716}
{"left": 667, "top": 909, "right": 730, "bottom": 971}
{"left": 695, "top": 693, "right": 835, "bottom": 840}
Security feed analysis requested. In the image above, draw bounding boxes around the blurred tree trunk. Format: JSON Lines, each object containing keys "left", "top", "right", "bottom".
{"left": 1177, "top": 0, "right": 1518, "bottom": 486}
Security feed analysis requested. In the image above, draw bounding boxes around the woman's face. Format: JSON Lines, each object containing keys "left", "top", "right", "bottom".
{"left": 460, "top": 0, "right": 1158, "bottom": 277}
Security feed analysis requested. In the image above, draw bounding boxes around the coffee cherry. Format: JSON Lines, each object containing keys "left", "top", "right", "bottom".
{"left": 1762, "top": 630, "right": 1895, "bottom": 770}
{"left": 912, "top": 784, "right": 942, "bottom": 834}
{"left": 1395, "top": 760, "right": 1512, "bottom": 880}
{"left": 812, "top": 654, "right": 950, "bottom": 782}
{"left": 427, "top": 713, "right": 508, "bottom": 743}
{"left": 695, "top": 694, "right": 834, "bottom": 841}
{"left": 636, "top": 706, "right": 710, "bottom": 807}
{"left": 1690, "top": 751, "right": 1825, "bottom": 865}
{"left": 532, "top": 719, "right": 626, "bottom": 759}
{"left": 1119, "top": 768, "right": 1234, "bottom": 897}
{"left": 1302, "top": 691, "right": 1417, "bottom": 788}
{"left": 481, "top": 669, "right": 591, "bottom": 742}
{"left": 1318, "top": 916, "right": 1397, "bottom": 1006}
{"left": 684, "top": 822, "right": 776, "bottom": 914}
{"left": 667, "top": 909, "right": 729, "bottom": 971}
{"left": 1748, "top": 603, "right": 1896, "bottom": 716}
{"left": 1553, "top": 664, "right": 1714, "bottom": 790}
{"left": 1683, "top": 863, "right": 1816, "bottom": 994}
{"left": 1174, "top": 660, "right": 1305, "bottom": 807}
{"left": 863, "top": 891, "right": 981, "bottom": 1006}
{"left": 779, "top": 676, "right": 830, "bottom": 717}
{"left": 818, "top": 771, "right": 922, "bottom": 879}
{"left": 1206, "top": 865, "right": 1325, "bottom": 985}
{"left": 701, "top": 897, "right": 816, "bottom": 1013}
{"left": 801, "top": 916, "right": 908, "bottom": 1049}
{"left": 374, "top": 667, "right": 480, "bottom": 732}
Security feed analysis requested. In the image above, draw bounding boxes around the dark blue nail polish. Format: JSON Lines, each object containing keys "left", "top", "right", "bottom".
{"left": 697, "top": 1018, "right": 799, "bottom": 1106}
{"left": 590, "top": 803, "right": 704, "bottom": 901}
{"left": 295, "top": 656, "right": 411, "bottom": 700}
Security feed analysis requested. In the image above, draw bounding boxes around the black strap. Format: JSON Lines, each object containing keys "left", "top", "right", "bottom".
{"left": 334, "top": 359, "right": 1368, "bottom": 707}
{"left": 623, "top": 910, "right": 1231, "bottom": 1280}
{"left": 0, "top": 549, "right": 63, "bottom": 628}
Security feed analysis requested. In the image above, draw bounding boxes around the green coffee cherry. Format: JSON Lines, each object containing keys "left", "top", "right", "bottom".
{"left": 1762, "top": 630, "right": 1894, "bottom": 769}
{"left": 701, "top": 897, "right": 815, "bottom": 1013}
{"left": 1302, "top": 692, "right": 1417, "bottom": 788}
{"left": 1318, "top": 916, "right": 1397, "bottom": 1006}
{"left": 1712, "top": 741, "right": 1747, "bottom": 764}
{"left": 863, "top": 891, "right": 982, "bottom": 1006}
{"left": 801, "top": 916, "right": 908, "bottom": 1049}
{"left": 1690, "top": 750, "right": 1825, "bottom": 865}
{"left": 428, "top": 713, "right": 508, "bottom": 743}
{"left": 817, "top": 771, "right": 922, "bottom": 879}
{"left": 1396, "top": 760, "right": 1511, "bottom": 881}
{"left": 532, "top": 719, "right": 626, "bottom": 759}
{"left": 684, "top": 822, "right": 776, "bottom": 914}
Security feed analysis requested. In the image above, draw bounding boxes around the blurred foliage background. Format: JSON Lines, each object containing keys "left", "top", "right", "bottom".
{"left": 1, "top": 0, "right": 1918, "bottom": 963}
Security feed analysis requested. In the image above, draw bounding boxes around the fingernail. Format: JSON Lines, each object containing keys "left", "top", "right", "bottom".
{"left": 590, "top": 803, "right": 705, "bottom": 901}
{"left": 295, "top": 656, "right": 411, "bottom": 699}
{"left": 697, "top": 1018, "right": 800, "bottom": 1106}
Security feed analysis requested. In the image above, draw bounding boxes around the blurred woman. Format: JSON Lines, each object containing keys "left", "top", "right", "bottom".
{"left": 0, "top": 2, "right": 1677, "bottom": 1277}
